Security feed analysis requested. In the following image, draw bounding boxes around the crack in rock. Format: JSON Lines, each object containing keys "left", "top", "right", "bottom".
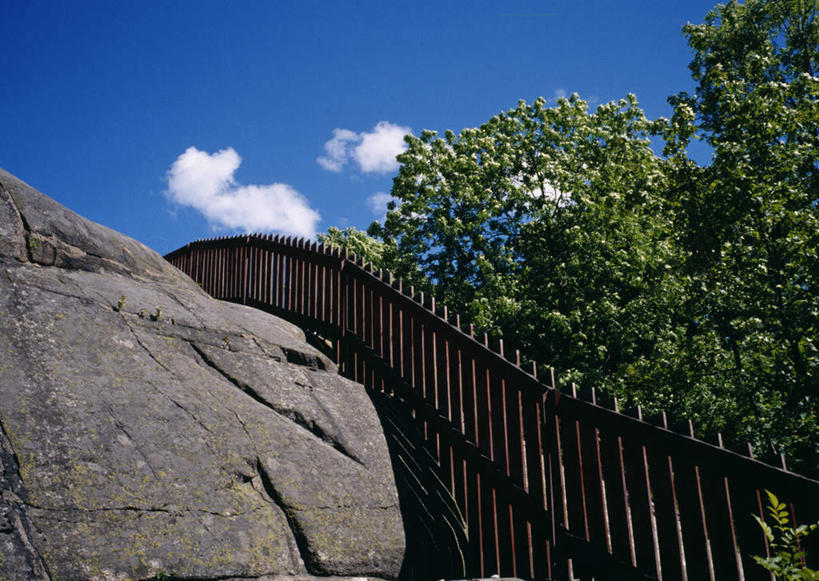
{"left": 253, "top": 458, "right": 316, "bottom": 575}
{"left": 0, "top": 419, "right": 52, "bottom": 580}
{"left": 189, "top": 343, "right": 362, "bottom": 466}
{"left": 24, "top": 503, "right": 243, "bottom": 518}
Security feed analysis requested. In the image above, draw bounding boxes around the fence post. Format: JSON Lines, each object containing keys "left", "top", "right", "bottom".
{"left": 340, "top": 249, "right": 349, "bottom": 376}
{"left": 242, "top": 236, "right": 249, "bottom": 305}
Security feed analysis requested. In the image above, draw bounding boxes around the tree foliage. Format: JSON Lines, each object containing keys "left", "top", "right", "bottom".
{"left": 317, "top": 226, "right": 387, "bottom": 266}
{"left": 367, "top": 0, "right": 818, "bottom": 471}
{"left": 667, "top": 0, "right": 818, "bottom": 466}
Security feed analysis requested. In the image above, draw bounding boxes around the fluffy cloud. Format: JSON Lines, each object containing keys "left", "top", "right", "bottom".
{"left": 316, "top": 129, "right": 359, "bottom": 172}
{"left": 367, "top": 192, "right": 396, "bottom": 221}
{"left": 166, "top": 147, "right": 320, "bottom": 238}
{"left": 354, "top": 122, "right": 411, "bottom": 173}
{"left": 317, "top": 121, "right": 411, "bottom": 174}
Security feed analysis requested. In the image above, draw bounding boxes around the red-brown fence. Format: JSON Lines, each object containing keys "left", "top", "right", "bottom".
{"left": 165, "top": 234, "right": 819, "bottom": 581}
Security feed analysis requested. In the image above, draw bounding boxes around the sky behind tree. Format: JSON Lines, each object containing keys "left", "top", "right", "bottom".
{"left": 1, "top": 0, "right": 717, "bottom": 254}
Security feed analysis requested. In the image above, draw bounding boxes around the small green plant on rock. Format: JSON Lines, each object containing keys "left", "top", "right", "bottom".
{"left": 113, "top": 295, "right": 126, "bottom": 312}
{"left": 753, "top": 490, "right": 818, "bottom": 580}
{"left": 149, "top": 307, "right": 162, "bottom": 321}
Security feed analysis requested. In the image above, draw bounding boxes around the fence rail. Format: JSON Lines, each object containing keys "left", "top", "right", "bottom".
{"left": 166, "top": 234, "right": 818, "bottom": 581}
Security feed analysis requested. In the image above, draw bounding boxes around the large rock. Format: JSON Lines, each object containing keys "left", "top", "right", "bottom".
{"left": 0, "top": 168, "right": 405, "bottom": 580}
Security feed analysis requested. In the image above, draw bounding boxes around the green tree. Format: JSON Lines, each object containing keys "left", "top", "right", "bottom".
{"left": 318, "top": 226, "right": 387, "bottom": 267}
{"left": 666, "top": 0, "right": 818, "bottom": 467}
{"left": 367, "top": 0, "right": 818, "bottom": 471}
{"left": 373, "top": 94, "right": 683, "bottom": 401}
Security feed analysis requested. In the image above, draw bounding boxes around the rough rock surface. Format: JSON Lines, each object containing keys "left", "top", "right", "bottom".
{"left": 0, "top": 168, "right": 405, "bottom": 580}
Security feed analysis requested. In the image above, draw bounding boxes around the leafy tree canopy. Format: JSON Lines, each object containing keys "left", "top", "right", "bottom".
{"left": 317, "top": 226, "right": 387, "bottom": 266}
{"left": 360, "top": 0, "right": 817, "bottom": 471}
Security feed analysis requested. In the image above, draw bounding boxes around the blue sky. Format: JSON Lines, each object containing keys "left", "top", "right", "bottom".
{"left": 1, "top": 0, "right": 718, "bottom": 255}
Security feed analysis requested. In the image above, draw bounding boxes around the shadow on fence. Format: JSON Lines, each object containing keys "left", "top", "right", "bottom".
{"left": 166, "top": 234, "right": 818, "bottom": 581}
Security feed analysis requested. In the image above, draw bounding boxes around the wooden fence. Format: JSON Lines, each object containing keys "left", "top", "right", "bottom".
{"left": 165, "top": 234, "right": 819, "bottom": 581}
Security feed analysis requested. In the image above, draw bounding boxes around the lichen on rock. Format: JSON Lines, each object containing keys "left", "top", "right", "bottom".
{"left": 0, "top": 168, "right": 405, "bottom": 580}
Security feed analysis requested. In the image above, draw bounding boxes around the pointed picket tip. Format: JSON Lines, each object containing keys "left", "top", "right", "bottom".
{"left": 626, "top": 405, "right": 643, "bottom": 421}
{"left": 779, "top": 453, "right": 788, "bottom": 471}
{"left": 530, "top": 360, "right": 538, "bottom": 379}
{"left": 685, "top": 419, "right": 697, "bottom": 438}
{"left": 671, "top": 418, "right": 695, "bottom": 437}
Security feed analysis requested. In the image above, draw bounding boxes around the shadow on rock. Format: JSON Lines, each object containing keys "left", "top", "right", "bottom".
{"left": 368, "top": 388, "right": 469, "bottom": 581}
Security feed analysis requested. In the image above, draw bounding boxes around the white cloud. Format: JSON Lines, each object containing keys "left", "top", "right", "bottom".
{"left": 317, "top": 121, "right": 411, "bottom": 174}
{"left": 354, "top": 122, "right": 411, "bottom": 173}
{"left": 532, "top": 181, "right": 573, "bottom": 206}
{"left": 316, "top": 128, "right": 359, "bottom": 172}
{"left": 367, "top": 192, "right": 396, "bottom": 222}
{"left": 510, "top": 167, "right": 573, "bottom": 208}
{"left": 166, "top": 147, "right": 320, "bottom": 238}
{"left": 553, "top": 88, "right": 567, "bottom": 100}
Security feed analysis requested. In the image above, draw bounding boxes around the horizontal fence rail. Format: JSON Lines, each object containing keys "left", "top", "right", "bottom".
{"left": 166, "top": 234, "right": 819, "bottom": 581}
